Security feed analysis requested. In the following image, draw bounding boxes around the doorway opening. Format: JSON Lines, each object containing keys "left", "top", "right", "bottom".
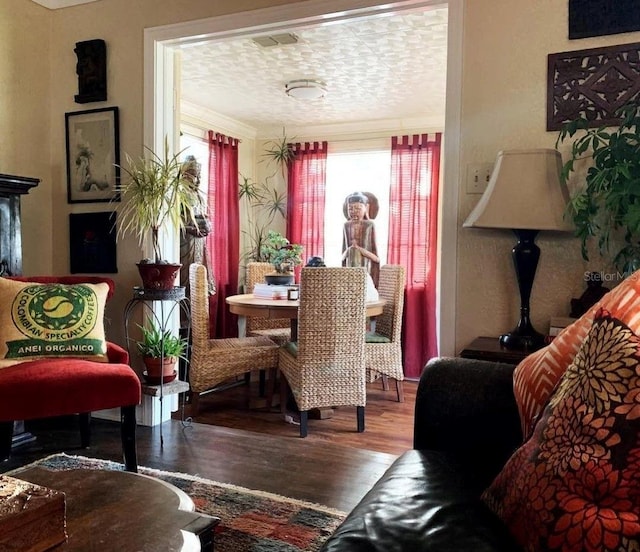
{"left": 144, "top": 0, "right": 462, "bottom": 356}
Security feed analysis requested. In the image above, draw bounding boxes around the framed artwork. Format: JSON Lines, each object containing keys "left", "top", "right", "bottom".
{"left": 65, "top": 106, "right": 120, "bottom": 204}
{"left": 69, "top": 211, "right": 118, "bottom": 274}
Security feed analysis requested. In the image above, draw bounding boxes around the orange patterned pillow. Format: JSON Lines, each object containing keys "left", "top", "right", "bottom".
{"left": 514, "top": 270, "right": 640, "bottom": 439}
{"left": 483, "top": 309, "right": 640, "bottom": 551}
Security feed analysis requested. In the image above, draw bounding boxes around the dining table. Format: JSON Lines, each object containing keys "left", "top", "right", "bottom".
{"left": 226, "top": 293, "right": 385, "bottom": 341}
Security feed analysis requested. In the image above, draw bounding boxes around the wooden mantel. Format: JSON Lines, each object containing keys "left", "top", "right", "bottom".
{"left": 0, "top": 173, "right": 40, "bottom": 196}
{"left": 0, "top": 172, "right": 40, "bottom": 278}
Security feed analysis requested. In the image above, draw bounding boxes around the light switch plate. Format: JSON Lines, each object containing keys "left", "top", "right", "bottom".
{"left": 466, "top": 163, "right": 493, "bottom": 194}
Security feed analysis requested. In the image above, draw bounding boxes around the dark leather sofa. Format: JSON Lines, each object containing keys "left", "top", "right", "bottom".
{"left": 320, "top": 357, "right": 526, "bottom": 552}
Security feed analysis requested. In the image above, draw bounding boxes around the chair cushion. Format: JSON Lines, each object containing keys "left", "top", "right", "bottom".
{"left": 483, "top": 308, "right": 640, "bottom": 551}
{"left": 0, "top": 357, "right": 141, "bottom": 420}
{"left": 283, "top": 341, "right": 298, "bottom": 356}
{"left": 0, "top": 278, "right": 110, "bottom": 368}
{"left": 365, "top": 331, "right": 391, "bottom": 343}
{"left": 513, "top": 269, "right": 640, "bottom": 439}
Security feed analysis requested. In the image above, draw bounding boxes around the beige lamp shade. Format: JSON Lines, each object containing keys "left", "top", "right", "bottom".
{"left": 463, "top": 149, "right": 574, "bottom": 231}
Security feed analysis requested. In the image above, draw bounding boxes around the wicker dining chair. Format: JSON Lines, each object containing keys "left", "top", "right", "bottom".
{"left": 245, "top": 262, "right": 291, "bottom": 345}
{"left": 188, "top": 263, "right": 280, "bottom": 415}
{"left": 279, "top": 267, "right": 367, "bottom": 438}
{"left": 366, "top": 264, "right": 406, "bottom": 402}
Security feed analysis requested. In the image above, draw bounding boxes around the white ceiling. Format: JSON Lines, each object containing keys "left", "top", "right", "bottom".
{"left": 178, "top": 6, "right": 448, "bottom": 137}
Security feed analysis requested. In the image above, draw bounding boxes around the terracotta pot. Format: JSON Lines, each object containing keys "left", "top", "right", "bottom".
{"left": 142, "top": 356, "right": 177, "bottom": 384}
{"left": 137, "top": 262, "right": 181, "bottom": 290}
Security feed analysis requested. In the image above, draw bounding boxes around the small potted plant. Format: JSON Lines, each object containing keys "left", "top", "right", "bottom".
{"left": 260, "top": 230, "right": 303, "bottom": 285}
{"left": 117, "top": 138, "right": 204, "bottom": 290}
{"left": 137, "top": 318, "right": 188, "bottom": 384}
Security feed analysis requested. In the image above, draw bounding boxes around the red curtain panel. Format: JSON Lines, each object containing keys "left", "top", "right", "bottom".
{"left": 389, "top": 133, "right": 442, "bottom": 378}
{"left": 207, "top": 130, "right": 240, "bottom": 338}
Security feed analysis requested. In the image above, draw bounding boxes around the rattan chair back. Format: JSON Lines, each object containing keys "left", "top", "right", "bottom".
{"left": 245, "top": 262, "right": 291, "bottom": 337}
{"left": 187, "top": 263, "right": 279, "bottom": 413}
{"left": 278, "top": 267, "right": 368, "bottom": 436}
{"left": 366, "top": 264, "right": 406, "bottom": 401}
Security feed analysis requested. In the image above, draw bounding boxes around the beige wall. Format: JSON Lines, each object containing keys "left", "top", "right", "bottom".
{"left": 456, "top": 0, "right": 640, "bottom": 352}
{"left": 0, "top": 1, "right": 52, "bottom": 275}
{"left": 6, "top": 0, "right": 640, "bottom": 350}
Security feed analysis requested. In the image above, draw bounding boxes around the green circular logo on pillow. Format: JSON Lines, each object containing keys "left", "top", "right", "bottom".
{"left": 12, "top": 284, "right": 98, "bottom": 340}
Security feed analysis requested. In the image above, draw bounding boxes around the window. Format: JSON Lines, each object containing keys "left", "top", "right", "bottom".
{"left": 324, "top": 150, "right": 391, "bottom": 267}
{"left": 180, "top": 133, "right": 209, "bottom": 192}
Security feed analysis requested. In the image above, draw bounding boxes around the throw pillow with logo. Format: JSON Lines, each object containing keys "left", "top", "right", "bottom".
{"left": 0, "top": 278, "right": 109, "bottom": 367}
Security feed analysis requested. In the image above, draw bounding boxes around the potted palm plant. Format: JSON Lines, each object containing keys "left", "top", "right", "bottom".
{"left": 556, "top": 102, "right": 640, "bottom": 273}
{"left": 117, "top": 138, "right": 204, "bottom": 290}
{"left": 137, "top": 318, "right": 188, "bottom": 384}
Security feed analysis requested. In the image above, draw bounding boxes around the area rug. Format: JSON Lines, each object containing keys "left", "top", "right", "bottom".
{"left": 8, "top": 453, "right": 345, "bottom": 552}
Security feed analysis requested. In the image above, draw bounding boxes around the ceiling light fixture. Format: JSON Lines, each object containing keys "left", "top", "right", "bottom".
{"left": 285, "top": 79, "right": 327, "bottom": 100}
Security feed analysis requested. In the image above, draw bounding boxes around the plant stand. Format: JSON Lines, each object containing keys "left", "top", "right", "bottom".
{"left": 123, "top": 286, "right": 191, "bottom": 445}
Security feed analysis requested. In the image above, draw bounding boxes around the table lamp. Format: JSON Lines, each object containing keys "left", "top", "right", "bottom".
{"left": 463, "top": 149, "right": 573, "bottom": 350}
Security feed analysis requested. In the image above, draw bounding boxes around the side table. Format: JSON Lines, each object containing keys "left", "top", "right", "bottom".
{"left": 459, "top": 336, "right": 538, "bottom": 365}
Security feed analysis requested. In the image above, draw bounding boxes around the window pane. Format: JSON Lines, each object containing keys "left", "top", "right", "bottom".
{"left": 325, "top": 150, "right": 391, "bottom": 268}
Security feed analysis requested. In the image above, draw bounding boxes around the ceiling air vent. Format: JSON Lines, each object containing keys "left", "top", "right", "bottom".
{"left": 252, "top": 33, "right": 299, "bottom": 48}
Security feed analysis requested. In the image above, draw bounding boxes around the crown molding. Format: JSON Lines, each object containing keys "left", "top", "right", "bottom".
{"left": 29, "top": 0, "right": 99, "bottom": 9}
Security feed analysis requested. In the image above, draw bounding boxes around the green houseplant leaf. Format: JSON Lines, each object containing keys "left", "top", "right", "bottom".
{"left": 556, "top": 101, "right": 640, "bottom": 274}
{"left": 136, "top": 318, "right": 188, "bottom": 361}
{"left": 116, "top": 137, "right": 204, "bottom": 263}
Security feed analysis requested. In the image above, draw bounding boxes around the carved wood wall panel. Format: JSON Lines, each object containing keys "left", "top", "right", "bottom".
{"left": 547, "top": 42, "right": 640, "bottom": 131}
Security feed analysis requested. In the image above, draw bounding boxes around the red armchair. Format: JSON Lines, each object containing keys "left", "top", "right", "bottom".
{"left": 0, "top": 276, "right": 141, "bottom": 471}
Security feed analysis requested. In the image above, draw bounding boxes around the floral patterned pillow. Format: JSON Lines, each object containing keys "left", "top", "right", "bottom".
{"left": 483, "top": 308, "right": 640, "bottom": 551}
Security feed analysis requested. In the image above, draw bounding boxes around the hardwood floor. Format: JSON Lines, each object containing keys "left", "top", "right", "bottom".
{"left": 183, "top": 377, "right": 417, "bottom": 457}
{"left": 1, "top": 379, "right": 416, "bottom": 512}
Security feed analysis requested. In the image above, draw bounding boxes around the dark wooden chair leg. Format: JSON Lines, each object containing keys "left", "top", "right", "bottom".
{"left": 381, "top": 375, "right": 390, "bottom": 391}
{"left": 120, "top": 405, "right": 138, "bottom": 473}
{"left": 266, "top": 367, "right": 277, "bottom": 410}
{"left": 258, "top": 369, "right": 266, "bottom": 397}
{"left": 299, "top": 411, "right": 308, "bottom": 438}
{"left": 280, "top": 376, "right": 288, "bottom": 414}
{"left": 0, "top": 421, "right": 14, "bottom": 461}
{"left": 357, "top": 406, "right": 365, "bottom": 433}
{"left": 190, "top": 392, "right": 200, "bottom": 416}
{"left": 395, "top": 379, "right": 405, "bottom": 403}
{"left": 79, "top": 412, "right": 91, "bottom": 448}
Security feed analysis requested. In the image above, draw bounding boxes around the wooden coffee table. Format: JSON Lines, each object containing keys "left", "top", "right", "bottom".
{"left": 14, "top": 467, "right": 219, "bottom": 551}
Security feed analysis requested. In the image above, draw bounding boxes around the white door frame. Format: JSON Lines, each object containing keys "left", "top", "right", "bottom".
{"left": 144, "top": 0, "right": 462, "bottom": 358}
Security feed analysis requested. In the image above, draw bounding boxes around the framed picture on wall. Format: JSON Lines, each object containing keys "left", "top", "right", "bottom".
{"left": 69, "top": 211, "right": 118, "bottom": 273}
{"left": 65, "top": 106, "right": 120, "bottom": 204}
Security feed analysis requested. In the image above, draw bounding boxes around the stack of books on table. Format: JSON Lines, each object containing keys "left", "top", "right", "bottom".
{"left": 253, "top": 283, "right": 290, "bottom": 299}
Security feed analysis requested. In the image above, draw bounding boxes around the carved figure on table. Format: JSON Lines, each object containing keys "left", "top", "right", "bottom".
{"left": 342, "top": 191, "right": 380, "bottom": 286}
{"left": 570, "top": 272, "right": 610, "bottom": 318}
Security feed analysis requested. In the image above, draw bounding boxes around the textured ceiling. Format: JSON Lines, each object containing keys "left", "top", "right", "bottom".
{"left": 179, "top": 7, "right": 448, "bottom": 136}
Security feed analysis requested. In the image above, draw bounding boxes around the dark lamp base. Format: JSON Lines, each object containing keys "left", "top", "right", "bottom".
{"left": 499, "top": 330, "right": 546, "bottom": 351}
